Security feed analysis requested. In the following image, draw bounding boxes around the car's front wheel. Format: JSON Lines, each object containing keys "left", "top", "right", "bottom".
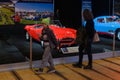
{"left": 116, "top": 29, "right": 120, "bottom": 40}
{"left": 25, "top": 32, "right": 30, "bottom": 41}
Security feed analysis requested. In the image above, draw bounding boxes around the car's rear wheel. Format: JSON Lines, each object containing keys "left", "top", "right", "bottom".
{"left": 116, "top": 29, "right": 120, "bottom": 40}
{"left": 25, "top": 32, "right": 30, "bottom": 41}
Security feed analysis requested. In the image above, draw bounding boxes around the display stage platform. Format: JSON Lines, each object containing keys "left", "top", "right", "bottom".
{"left": 0, "top": 51, "right": 120, "bottom": 72}
{"left": 0, "top": 55, "right": 120, "bottom": 80}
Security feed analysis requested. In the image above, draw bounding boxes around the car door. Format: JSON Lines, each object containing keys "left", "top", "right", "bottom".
{"left": 94, "top": 17, "right": 106, "bottom": 33}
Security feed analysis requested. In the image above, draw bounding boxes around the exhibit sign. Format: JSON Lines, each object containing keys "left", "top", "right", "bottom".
{"left": 81, "top": 0, "right": 92, "bottom": 25}
{"left": 61, "top": 46, "right": 79, "bottom": 54}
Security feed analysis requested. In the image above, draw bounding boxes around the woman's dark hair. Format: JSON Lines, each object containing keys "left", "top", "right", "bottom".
{"left": 83, "top": 9, "right": 93, "bottom": 20}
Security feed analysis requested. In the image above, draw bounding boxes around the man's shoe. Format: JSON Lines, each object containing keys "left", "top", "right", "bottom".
{"left": 47, "top": 69, "right": 56, "bottom": 73}
{"left": 72, "top": 63, "right": 82, "bottom": 68}
{"left": 35, "top": 68, "right": 43, "bottom": 74}
{"left": 84, "top": 65, "right": 92, "bottom": 69}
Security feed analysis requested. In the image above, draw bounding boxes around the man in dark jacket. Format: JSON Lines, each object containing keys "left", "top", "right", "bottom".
{"left": 35, "top": 22, "right": 59, "bottom": 74}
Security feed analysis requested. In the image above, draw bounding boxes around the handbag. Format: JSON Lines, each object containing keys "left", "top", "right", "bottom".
{"left": 93, "top": 32, "right": 100, "bottom": 42}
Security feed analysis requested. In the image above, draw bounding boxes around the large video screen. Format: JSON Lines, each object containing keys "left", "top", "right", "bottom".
{"left": 0, "top": 0, "right": 55, "bottom": 65}
{"left": 0, "top": 0, "right": 54, "bottom": 25}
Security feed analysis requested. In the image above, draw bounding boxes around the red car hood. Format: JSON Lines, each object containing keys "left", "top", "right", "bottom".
{"left": 49, "top": 25, "right": 76, "bottom": 40}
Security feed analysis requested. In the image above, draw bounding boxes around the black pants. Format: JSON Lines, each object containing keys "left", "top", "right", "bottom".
{"left": 78, "top": 40, "right": 92, "bottom": 66}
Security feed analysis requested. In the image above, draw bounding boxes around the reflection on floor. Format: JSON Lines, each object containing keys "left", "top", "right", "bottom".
{"left": 0, "top": 40, "right": 26, "bottom": 64}
{"left": 0, "top": 57, "right": 120, "bottom": 80}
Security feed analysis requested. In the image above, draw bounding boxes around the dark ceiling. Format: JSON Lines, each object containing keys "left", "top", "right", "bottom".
{"left": 54, "top": 0, "right": 113, "bottom": 28}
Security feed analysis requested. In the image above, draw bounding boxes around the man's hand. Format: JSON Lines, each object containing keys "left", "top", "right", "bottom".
{"left": 57, "top": 46, "right": 59, "bottom": 50}
{"left": 39, "top": 34, "right": 42, "bottom": 37}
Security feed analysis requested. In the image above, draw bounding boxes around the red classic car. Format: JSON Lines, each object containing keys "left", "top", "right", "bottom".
{"left": 24, "top": 20, "right": 77, "bottom": 47}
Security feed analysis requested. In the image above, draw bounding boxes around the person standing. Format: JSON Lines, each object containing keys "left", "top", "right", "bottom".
{"left": 14, "top": 13, "right": 21, "bottom": 24}
{"left": 73, "top": 9, "right": 95, "bottom": 69}
{"left": 35, "top": 21, "right": 59, "bottom": 74}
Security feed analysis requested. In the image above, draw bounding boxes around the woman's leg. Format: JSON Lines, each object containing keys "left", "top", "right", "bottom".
{"left": 78, "top": 44, "right": 84, "bottom": 65}
{"left": 72, "top": 44, "right": 84, "bottom": 68}
{"left": 84, "top": 40, "right": 92, "bottom": 69}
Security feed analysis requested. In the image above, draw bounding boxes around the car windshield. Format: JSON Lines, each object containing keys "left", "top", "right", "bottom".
{"left": 34, "top": 24, "right": 43, "bottom": 28}
{"left": 51, "top": 20, "right": 63, "bottom": 27}
{"left": 96, "top": 16, "right": 119, "bottom": 23}
{"left": 106, "top": 18, "right": 114, "bottom": 22}
{"left": 106, "top": 17, "right": 119, "bottom": 22}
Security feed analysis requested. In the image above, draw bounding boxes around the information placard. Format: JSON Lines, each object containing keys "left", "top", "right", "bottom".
{"left": 61, "top": 46, "right": 79, "bottom": 54}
